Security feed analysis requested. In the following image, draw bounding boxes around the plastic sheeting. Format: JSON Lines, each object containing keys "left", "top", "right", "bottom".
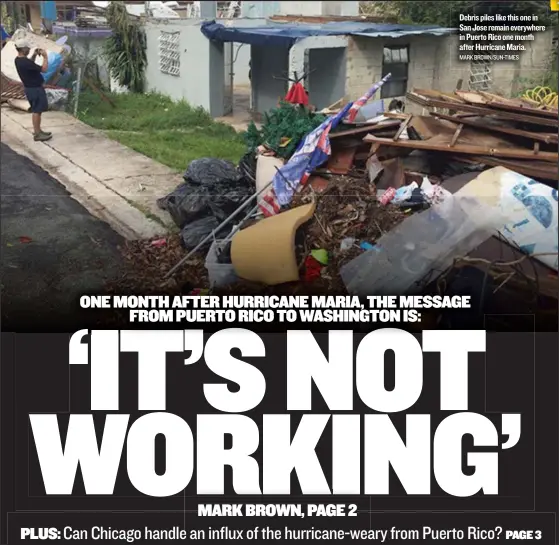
{"left": 341, "top": 195, "right": 503, "bottom": 296}
{"left": 201, "top": 20, "right": 455, "bottom": 48}
{"left": 42, "top": 51, "right": 64, "bottom": 83}
{"left": 456, "top": 167, "right": 559, "bottom": 272}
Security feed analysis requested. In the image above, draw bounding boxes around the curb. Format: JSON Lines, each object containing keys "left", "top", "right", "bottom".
{"left": 1, "top": 113, "right": 167, "bottom": 240}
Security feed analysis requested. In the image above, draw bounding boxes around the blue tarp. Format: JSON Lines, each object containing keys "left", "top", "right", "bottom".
{"left": 201, "top": 20, "right": 455, "bottom": 48}
{"left": 41, "top": 1, "right": 57, "bottom": 21}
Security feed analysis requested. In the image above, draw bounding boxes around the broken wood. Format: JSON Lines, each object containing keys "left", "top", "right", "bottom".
{"left": 362, "top": 135, "right": 559, "bottom": 163}
{"left": 412, "top": 96, "right": 559, "bottom": 127}
{"left": 454, "top": 90, "right": 488, "bottom": 105}
{"left": 413, "top": 88, "right": 465, "bottom": 104}
{"left": 393, "top": 114, "right": 413, "bottom": 141}
{"left": 465, "top": 156, "right": 558, "bottom": 182}
{"left": 449, "top": 124, "right": 464, "bottom": 147}
{"left": 327, "top": 147, "right": 357, "bottom": 174}
{"left": 431, "top": 111, "right": 558, "bottom": 144}
{"left": 483, "top": 98, "right": 558, "bottom": 118}
{"left": 330, "top": 121, "right": 400, "bottom": 139}
{"left": 326, "top": 97, "right": 344, "bottom": 110}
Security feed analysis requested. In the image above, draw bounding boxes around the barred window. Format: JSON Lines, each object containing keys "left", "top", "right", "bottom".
{"left": 381, "top": 46, "right": 409, "bottom": 98}
{"left": 159, "top": 31, "right": 180, "bottom": 77}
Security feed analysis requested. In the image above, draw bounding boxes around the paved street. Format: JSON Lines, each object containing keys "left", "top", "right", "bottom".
{"left": 1, "top": 143, "right": 124, "bottom": 331}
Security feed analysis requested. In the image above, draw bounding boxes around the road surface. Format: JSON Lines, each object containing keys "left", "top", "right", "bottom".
{"left": 1, "top": 142, "right": 124, "bottom": 331}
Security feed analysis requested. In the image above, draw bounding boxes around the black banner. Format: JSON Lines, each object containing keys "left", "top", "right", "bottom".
{"left": 1, "top": 332, "right": 557, "bottom": 544}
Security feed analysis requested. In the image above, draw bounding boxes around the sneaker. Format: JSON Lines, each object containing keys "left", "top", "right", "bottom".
{"left": 34, "top": 132, "right": 52, "bottom": 142}
{"left": 41, "top": 131, "right": 52, "bottom": 136}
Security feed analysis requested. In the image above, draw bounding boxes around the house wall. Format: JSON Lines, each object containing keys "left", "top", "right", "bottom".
{"left": 241, "top": 1, "right": 281, "bottom": 18}
{"left": 144, "top": 19, "right": 224, "bottom": 116}
{"left": 250, "top": 45, "right": 290, "bottom": 114}
{"left": 289, "top": 35, "right": 348, "bottom": 110}
{"left": 241, "top": 1, "right": 359, "bottom": 17}
{"left": 345, "top": 30, "right": 556, "bottom": 112}
{"left": 278, "top": 1, "right": 359, "bottom": 16}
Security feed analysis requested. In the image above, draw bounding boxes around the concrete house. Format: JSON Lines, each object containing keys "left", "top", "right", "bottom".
{"left": 121, "top": 1, "right": 554, "bottom": 123}
{"left": 144, "top": 10, "right": 555, "bottom": 121}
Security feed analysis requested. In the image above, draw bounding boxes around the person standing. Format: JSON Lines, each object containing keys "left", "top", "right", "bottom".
{"left": 14, "top": 39, "right": 52, "bottom": 142}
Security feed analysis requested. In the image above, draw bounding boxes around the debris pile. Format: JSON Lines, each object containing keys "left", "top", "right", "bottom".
{"left": 113, "top": 82, "right": 558, "bottom": 321}
{"left": 391, "top": 88, "right": 559, "bottom": 182}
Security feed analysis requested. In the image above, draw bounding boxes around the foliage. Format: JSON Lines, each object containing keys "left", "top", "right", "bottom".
{"left": 244, "top": 102, "right": 327, "bottom": 159}
{"left": 103, "top": 1, "right": 146, "bottom": 93}
{"left": 1, "top": 3, "right": 14, "bottom": 34}
{"left": 360, "top": 1, "right": 556, "bottom": 27}
{"left": 77, "top": 91, "right": 245, "bottom": 170}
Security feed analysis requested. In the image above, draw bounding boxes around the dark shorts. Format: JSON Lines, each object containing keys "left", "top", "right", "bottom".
{"left": 24, "top": 87, "right": 48, "bottom": 114}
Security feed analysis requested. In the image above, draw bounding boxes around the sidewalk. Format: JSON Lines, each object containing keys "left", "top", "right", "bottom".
{"left": 1, "top": 107, "right": 183, "bottom": 239}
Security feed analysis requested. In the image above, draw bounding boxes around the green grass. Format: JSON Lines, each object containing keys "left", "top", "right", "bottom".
{"left": 76, "top": 91, "right": 246, "bottom": 171}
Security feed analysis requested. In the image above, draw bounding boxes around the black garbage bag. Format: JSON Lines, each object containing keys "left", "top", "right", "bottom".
{"left": 179, "top": 216, "right": 229, "bottom": 251}
{"left": 184, "top": 158, "right": 243, "bottom": 185}
{"left": 156, "top": 183, "right": 213, "bottom": 229}
{"left": 159, "top": 157, "right": 255, "bottom": 248}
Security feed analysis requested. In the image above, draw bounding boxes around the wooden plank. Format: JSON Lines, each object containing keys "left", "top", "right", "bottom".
{"left": 382, "top": 112, "right": 410, "bottom": 120}
{"left": 454, "top": 90, "right": 487, "bottom": 105}
{"left": 362, "top": 135, "right": 559, "bottom": 162}
{"left": 417, "top": 97, "right": 559, "bottom": 127}
{"left": 393, "top": 114, "right": 413, "bottom": 141}
{"left": 449, "top": 124, "right": 464, "bottom": 147}
{"left": 330, "top": 121, "right": 400, "bottom": 139}
{"left": 466, "top": 156, "right": 558, "bottom": 181}
{"left": 413, "top": 88, "right": 466, "bottom": 103}
{"left": 483, "top": 99, "right": 558, "bottom": 119}
{"left": 431, "top": 111, "right": 558, "bottom": 144}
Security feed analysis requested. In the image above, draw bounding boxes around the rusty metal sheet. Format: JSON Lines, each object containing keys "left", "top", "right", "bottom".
{"left": 363, "top": 135, "right": 558, "bottom": 163}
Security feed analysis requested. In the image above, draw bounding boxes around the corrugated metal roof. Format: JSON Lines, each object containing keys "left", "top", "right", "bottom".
{"left": 201, "top": 20, "right": 456, "bottom": 48}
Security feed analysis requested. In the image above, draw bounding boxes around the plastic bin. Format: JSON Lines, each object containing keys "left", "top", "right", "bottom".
{"left": 205, "top": 240, "right": 239, "bottom": 288}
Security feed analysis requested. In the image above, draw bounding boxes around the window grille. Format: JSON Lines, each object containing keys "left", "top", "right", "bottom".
{"left": 381, "top": 46, "right": 409, "bottom": 99}
{"left": 469, "top": 59, "right": 492, "bottom": 91}
{"left": 159, "top": 31, "right": 180, "bottom": 77}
